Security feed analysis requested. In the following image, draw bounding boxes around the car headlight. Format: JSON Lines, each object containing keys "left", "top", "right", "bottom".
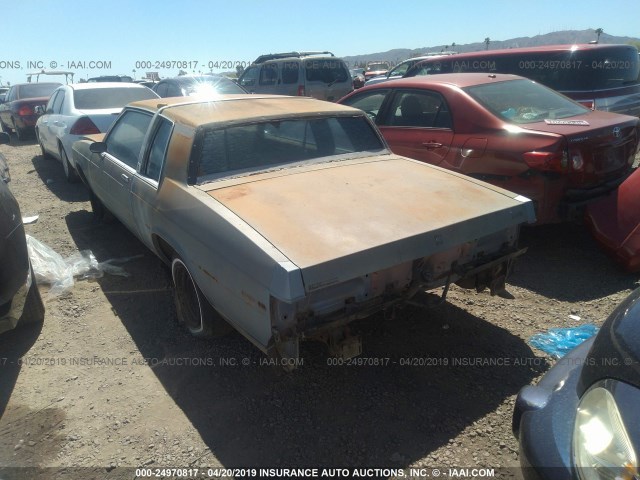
{"left": 573, "top": 386, "right": 638, "bottom": 480}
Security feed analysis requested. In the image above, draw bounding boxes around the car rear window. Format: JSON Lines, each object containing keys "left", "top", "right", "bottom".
{"left": 184, "top": 77, "right": 245, "bottom": 95}
{"left": 194, "top": 115, "right": 384, "bottom": 180}
{"left": 463, "top": 79, "right": 588, "bottom": 124}
{"left": 17, "top": 83, "right": 60, "bottom": 99}
{"left": 73, "top": 87, "right": 157, "bottom": 109}
{"left": 305, "top": 60, "right": 349, "bottom": 83}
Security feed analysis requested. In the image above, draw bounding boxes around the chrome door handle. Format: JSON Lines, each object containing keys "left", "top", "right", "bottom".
{"left": 422, "top": 142, "right": 443, "bottom": 149}
{"left": 121, "top": 173, "right": 130, "bottom": 183}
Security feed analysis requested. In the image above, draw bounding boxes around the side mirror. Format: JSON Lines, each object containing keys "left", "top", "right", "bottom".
{"left": 89, "top": 141, "right": 107, "bottom": 154}
{"left": 0, "top": 132, "right": 10, "bottom": 145}
{"left": 35, "top": 105, "right": 45, "bottom": 115}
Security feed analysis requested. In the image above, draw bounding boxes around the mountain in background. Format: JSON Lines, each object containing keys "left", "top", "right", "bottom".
{"left": 343, "top": 29, "right": 640, "bottom": 67}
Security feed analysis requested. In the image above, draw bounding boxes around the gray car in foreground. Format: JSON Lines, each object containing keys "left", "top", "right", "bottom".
{"left": 72, "top": 95, "right": 535, "bottom": 367}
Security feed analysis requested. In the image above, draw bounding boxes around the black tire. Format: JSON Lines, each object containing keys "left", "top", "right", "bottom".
{"left": 88, "top": 188, "right": 114, "bottom": 222}
{"left": 13, "top": 120, "right": 28, "bottom": 141}
{"left": 36, "top": 130, "right": 51, "bottom": 159}
{"left": 20, "top": 266, "right": 45, "bottom": 327}
{"left": 60, "top": 147, "right": 80, "bottom": 183}
{"left": 171, "top": 257, "right": 232, "bottom": 338}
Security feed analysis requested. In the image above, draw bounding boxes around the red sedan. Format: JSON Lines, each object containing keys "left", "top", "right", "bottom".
{"left": 0, "top": 82, "right": 60, "bottom": 140}
{"left": 339, "top": 73, "right": 640, "bottom": 224}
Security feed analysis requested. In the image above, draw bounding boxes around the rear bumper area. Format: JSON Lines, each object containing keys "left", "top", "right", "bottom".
{"left": 559, "top": 173, "right": 631, "bottom": 222}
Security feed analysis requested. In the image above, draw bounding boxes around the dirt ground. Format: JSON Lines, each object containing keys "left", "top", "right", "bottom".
{"left": 0, "top": 137, "right": 638, "bottom": 480}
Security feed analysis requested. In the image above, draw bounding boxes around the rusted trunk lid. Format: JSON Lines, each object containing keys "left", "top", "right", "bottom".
{"left": 201, "top": 157, "right": 535, "bottom": 291}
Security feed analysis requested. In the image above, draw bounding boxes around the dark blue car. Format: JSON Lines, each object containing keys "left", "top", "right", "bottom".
{"left": 513, "top": 288, "right": 640, "bottom": 480}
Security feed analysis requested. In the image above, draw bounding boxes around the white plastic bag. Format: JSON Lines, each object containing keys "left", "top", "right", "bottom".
{"left": 26, "top": 235, "right": 140, "bottom": 296}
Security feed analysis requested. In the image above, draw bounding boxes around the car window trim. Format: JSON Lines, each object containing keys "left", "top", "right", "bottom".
{"left": 138, "top": 115, "right": 174, "bottom": 186}
{"left": 104, "top": 108, "right": 154, "bottom": 170}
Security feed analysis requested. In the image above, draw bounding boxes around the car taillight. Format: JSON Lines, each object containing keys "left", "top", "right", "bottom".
{"left": 570, "top": 151, "right": 585, "bottom": 171}
{"left": 18, "top": 106, "right": 33, "bottom": 116}
{"left": 523, "top": 150, "right": 569, "bottom": 172}
{"left": 69, "top": 117, "right": 100, "bottom": 135}
{"left": 297, "top": 85, "right": 305, "bottom": 96}
{"left": 578, "top": 99, "right": 595, "bottom": 110}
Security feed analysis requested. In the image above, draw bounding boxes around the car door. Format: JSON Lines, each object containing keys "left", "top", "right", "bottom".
{"left": 38, "top": 90, "right": 59, "bottom": 152}
{"left": 130, "top": 116, "right": 173, "bottom": 250}
{"left": 377, "top": 89, "right": 454, "bottom": 166}
{"left": 92, "top": 109, "right": 153, "bottom": 232}
{"left": 46, "top": 89, "right": 67, "bottom": 156}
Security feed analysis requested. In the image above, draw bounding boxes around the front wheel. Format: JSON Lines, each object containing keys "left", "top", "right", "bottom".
{"left": 171, "top": 257, "right": 232, "bottom": 338}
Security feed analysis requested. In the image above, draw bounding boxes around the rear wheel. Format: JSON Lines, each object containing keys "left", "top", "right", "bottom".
{"left": 60, "top": 147, "right": 80, "bottom": 183}
{"left": 88, "top": 188, "right": 114, "bottom": 222}
{"left": 171, "top": 257, "right": 231, "bottom": 338}
{"left": 14, "top": 121, "right": 26, "bottom": 141}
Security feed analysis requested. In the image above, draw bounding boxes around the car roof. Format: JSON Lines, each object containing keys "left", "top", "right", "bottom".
{"left": 14, "top": 82, "right": 61, "bottom": 88}
{"left": 128, "top": 95, "right": 362, "bottom": 128}
{"left": 65, "top": 82, "right": 149, "bottom": 90}
{"left": 410, "top": 43, "right": 635, "bottom": 65}
{"left": 370, "top": 72, "right": 526, "bottom": 89}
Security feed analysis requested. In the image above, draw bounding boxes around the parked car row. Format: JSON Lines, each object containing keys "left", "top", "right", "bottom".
{"left": 36, "top": 82, "right": 159, "bottom": 182}
{"left": 70, "top": 94, "right": 534, "bottom": 362}
{"left": 339, "top": 73, "right": 640, "bottom": 225}
{"left": 1, "top": 45, "right": 639, "bottom": 479}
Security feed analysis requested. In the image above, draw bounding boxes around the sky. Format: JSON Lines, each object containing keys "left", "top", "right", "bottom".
{"left": 1, "top": 0, "right": 638, "bottom": 85}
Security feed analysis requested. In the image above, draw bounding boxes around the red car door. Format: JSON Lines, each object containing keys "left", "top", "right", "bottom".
{"left": 378, "top": 89, "right": 454, "bottom": 167}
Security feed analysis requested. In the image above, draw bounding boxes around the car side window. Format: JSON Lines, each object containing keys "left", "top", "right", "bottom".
{"left": 390, "top": 61, "right": 411, "bottom": 77}
{"left": 282, "top": 62, "right": 299, "bottom": 84}
{"left": 154, "top": 82, "right": 168, "bottom": 97}
{"left": 144, "top": 118, "right": 172, "bottom": 182}
{"left": 45, "top": 91, "right": 59, "bottom": 114}
{"left": 340, "top": 90, "right": 389, "bottom": 123}
{"left": 239, "top": 66, "right": 259, "bottom": 88}
{"left": 385, "top": 90, "right": 452, "bottom": 129}
{"left": 259, "top": 64, "right": 278, "bottom": 86}
{"left": 7, "top": 87, "right": 16, "bottom": 102}
{"left": 167, "top": 83, "right": 182, "bottom": 97}
{"left": 52, "top": 91, "right": 65, "bottom": 114}
{"left": 105, "top": 110, "right": 153, "bottom": 169}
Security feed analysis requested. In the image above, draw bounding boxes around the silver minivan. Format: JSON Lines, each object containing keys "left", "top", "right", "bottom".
{"left": 238, "top": 51, "right": 353, "bottom": 101}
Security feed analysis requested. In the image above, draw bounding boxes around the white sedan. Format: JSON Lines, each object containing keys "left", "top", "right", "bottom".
{"left": 35, "top": 82, "right": 158, "bottom": 182}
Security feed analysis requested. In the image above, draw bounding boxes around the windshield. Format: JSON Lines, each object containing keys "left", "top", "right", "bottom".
{"left": 73, "top": 87, "right": 157, "bottom": 109}
{"left": 367, "top": 63, "right": 389, "bottom": 71}
{"left": 464, "top": 79, "right": 589, "bottom": 124}
{"left": 194, "top": 115, "right": 384, "bottom": 180}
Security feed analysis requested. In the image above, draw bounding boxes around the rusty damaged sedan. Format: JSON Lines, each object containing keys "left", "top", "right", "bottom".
{"left": 72, "top": 95, "right": 535, "bottom": 366}
{"left": 339, "top": 73, "right": 640, "bottom": 225}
